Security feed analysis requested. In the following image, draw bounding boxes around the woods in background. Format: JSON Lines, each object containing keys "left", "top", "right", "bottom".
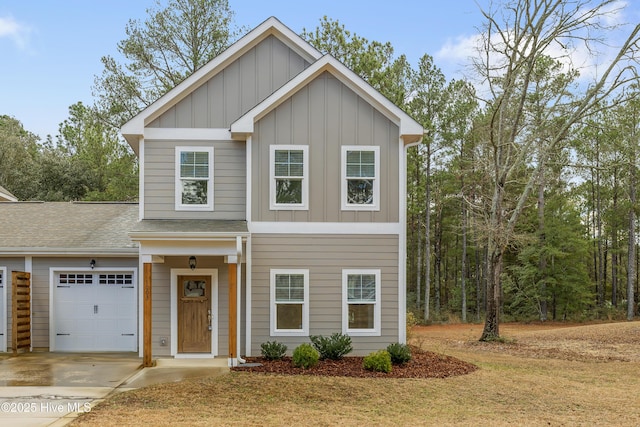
{"left": 2, "top": 0, "right": 639, "bottom": 333}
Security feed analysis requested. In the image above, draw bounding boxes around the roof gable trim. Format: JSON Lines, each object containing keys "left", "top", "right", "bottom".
{"left": 230, "top": 55, "right": 423, "bottom": 143}
{"left": 121, "top": 17, "right": 322, "bottom": 152}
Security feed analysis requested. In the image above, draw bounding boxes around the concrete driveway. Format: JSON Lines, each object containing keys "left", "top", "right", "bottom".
{"left": 0, "top": 352, "right": 229, "bottom": 426}
{"left": 0, "top": 352, "right": 141, "bottom": 427}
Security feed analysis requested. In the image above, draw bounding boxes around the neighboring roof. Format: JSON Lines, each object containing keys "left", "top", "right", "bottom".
{"left": 121, "top": 16, "right": 322, "bottom": 153}
{"left": 0, "top": 185, "right": 17, "bottom": 202}
{"left": 0, "top": 202, "right": 139, "bottom": 255}
{"left": 129, "top": 219, "right": 248, "bottom": 241}
{"left": 230, "top": 55, "right": 424, "bottom": 145}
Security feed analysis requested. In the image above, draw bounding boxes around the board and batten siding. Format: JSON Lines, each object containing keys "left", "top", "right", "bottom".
{"left": 250, "top": 234, "right": 400, "bottom": 356}
{"left": 148, "top": 35, "right": 311, "bottom": 129}
{"left": 143, "top": 139, "right": 246, "bottom": 220}
{"left": 251, "top": 72, "right": 401, "bottom": 223}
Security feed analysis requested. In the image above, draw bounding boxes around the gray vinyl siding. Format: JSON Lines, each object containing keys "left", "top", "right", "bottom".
{"left": 251, "top": 72, "right": 400, "bottom": 223}
{"left": 149, "top": 35, "right": 310, "bottom": 129}
{"left": 143, "top": 139, "right": 246, "bottom": 220}
{"left": 3, "top": 257, "right": 138, "bottom": 350}
{"left": 149, "top": 256, "right": 246, "bottom": 358}
{"left": 0, "top": 257, "right": 25, "bottom": 350}
{"left": 250, "top": 234, "right": 400, "bottom": 356}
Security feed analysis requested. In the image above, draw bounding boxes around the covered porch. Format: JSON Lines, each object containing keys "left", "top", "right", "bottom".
{"left": 129, "top": 220, "right": 248, "bottom": 367}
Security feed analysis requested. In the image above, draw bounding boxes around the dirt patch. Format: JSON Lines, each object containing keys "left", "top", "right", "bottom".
{"left": 232, "top": 345, "right": 477, "bottom": 378}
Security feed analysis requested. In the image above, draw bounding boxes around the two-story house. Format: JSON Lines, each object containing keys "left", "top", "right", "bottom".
{"left": 0, "top": 17, "right": 422, "bottom": 366}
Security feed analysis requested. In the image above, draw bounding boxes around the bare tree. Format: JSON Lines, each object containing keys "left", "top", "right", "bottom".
{"left": 473, "top": 0, "right": 640, "bottom": 340}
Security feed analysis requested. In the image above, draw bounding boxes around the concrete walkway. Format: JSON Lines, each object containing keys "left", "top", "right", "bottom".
{"left": 0, "top": 353, "right": 228, "bottom": 426}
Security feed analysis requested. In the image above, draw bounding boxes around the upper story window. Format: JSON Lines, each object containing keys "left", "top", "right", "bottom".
{"left": 341, "top": 146, "right": 380, "bottom": 211}
{"left": 270, "top": 145, "right": 309, "bottom": 210}
{"left": 175, "top": 147, "right": 214, "bottom": 211}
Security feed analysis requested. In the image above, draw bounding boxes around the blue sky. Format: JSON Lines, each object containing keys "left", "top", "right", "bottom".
{"left": 0, "top": 0, "right": 637, "bottom": 140}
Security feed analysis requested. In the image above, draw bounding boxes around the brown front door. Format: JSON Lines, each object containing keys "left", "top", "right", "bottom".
{"left": 178, "top": 276, "right": 212, "bottom": 353}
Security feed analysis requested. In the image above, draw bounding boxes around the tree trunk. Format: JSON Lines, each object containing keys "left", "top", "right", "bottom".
{"left": 538, "top": 163, "right": 547, "bottom": 321}
{"left": 628, "top": 127, "right": 637, "bottom": 321}
{"left": 596, "top": 155, "right": 605, "bottom": 306}
{"left": 475, "top": 245, "right": 482, "bottom": 322}
{"left": 434, "top": 205, "right": 442, "bottom": 315}
{"left": 415, "top": 152, "right": 422, "bottom": 311}
{"left": 481, "top": 245, "right": 502, "bottom": 340}
{"left": 612, "top": 169, "right": 619, "bottom": 307}
{"left": 424, "top": 145, "right": 431, "bottom": 321}
{"left": 461, "top": 202, "right": 468, "bottom": 322}
{"left": 416, "top": 231, "right": 422, "bottom": 311}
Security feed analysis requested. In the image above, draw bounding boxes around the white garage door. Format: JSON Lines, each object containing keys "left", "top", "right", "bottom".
{"left": 54, "top": 271, "right": 137, "bottom": 352}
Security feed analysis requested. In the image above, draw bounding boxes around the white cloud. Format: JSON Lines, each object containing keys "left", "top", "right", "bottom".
{"left": 436, "top": 34, "right": 481, "bottom": 64}
{"left": 434, "top": 1, "right": 636, "bottom": 87}
{"left": 0, "top": 15, "right": 32, "bottom": 50}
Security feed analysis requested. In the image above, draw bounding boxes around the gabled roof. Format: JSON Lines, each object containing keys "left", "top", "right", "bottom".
{"left": 230, "top": 55, "right": 424, "bottom": 145}
{"left": 0, "top": 185, "right": 17, "bottom": 202}
{"left": 121, "top": 16, "right": 322, "bottom": 153}
{"left": 0, "top": 202, "right": 139, "bottom": 255}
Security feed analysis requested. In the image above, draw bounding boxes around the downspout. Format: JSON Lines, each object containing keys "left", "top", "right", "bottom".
{"left": 236, "top": 235, "right": 245, "bottom": 364}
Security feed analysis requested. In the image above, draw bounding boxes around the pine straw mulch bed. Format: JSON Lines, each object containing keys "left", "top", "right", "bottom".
{"left": 231, "top": 345, "right": 477, "bottom": 378}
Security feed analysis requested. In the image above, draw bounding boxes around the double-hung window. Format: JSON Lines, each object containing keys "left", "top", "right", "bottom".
{"left": 342, "top": 269, "right": 381, "bottom": 336}
{"left": 270, "top": 145, "right": 309, "bottom": 210}
{"left": 175, "top": 147, "right": 214, "bottom": 211}
{"left": 270, "top": 269, "right": 309, "bottom": 336}
{"left": 341, "top": 146, "right": 380, "bottom": 210}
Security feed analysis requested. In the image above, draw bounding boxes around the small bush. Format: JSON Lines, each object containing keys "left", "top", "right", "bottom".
{"left": 363, "top": 350, "right": 392, "bottom": 373}
{"left": 386, "top": 343, "right": 412, "bottom": 365}
{"left": 260, "top": 340, "right": 287, "bottom": 360}
{"left": 310, "top": 333, "right": 352, "bottom": 360}
{"left": 292, "top": 343, "right": 319, "bottom": 369}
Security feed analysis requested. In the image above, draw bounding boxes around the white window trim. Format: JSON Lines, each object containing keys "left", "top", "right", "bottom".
{"left": 270, "top": 269, "right": 309, "bottom": 336}
{"left": 269, "top": 145, "right": 309, "bottom": 210}
{"left": 341, "top": 146, "right": 380, "bottom": 211}
{"left": 175, "top": 146, "right": 214, "bottom": 211}
{"left": 342, "top": 269, "right": 381, "bottom": 336}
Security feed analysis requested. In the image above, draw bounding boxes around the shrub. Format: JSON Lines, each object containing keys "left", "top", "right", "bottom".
{"left": 310, "top": 333, "right": 353, "bottom": 360}
{"left": 363, "top": 350, "right": 392, "bottom": 373}
{"left": 260, "top": 340, "right": 287, "bottom": 360}
{"left": 292, "top": 343, "right": 319, "bottom": 369}
{"left": 386, "top": 342, "right": 412, "bottom": 365}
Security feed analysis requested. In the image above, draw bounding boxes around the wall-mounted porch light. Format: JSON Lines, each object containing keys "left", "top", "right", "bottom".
{"left": 90, "top": 259, "right": 96, "bottom": 269}
{"left": 189, "top": 256, "right": 197, "bottom": 270}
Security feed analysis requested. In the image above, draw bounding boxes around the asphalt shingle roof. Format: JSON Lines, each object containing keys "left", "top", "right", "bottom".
{"left": 130, "top": 219, "right": 248, "bottom": 235}
{"left": 0, "top": 202, "right": 139, "bottom": 253}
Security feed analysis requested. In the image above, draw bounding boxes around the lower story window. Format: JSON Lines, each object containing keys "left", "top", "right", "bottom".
{"left": 270, "top": 269, "right": 309, "bottom": 336}
{"left": 343, "top": 269, "right": 381, "bottom": 336}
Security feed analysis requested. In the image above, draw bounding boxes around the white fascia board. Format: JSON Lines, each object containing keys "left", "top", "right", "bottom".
{"left": 121, "top": 17, "right": 322, "bottom": 142}
{"left": 231, "top": 55, "right": 424, "bottom": 143}
{"left": 249, "top": 222, "right": 401, "bottom": 235}
{"left": 0, "top": 249, "right": 138, "bottom": 256}
{"left": 0, "top": 191, "right": 17, "bottom": 202}
{"left": 139, "top": 240, "right": 236, "bottom": 257}
{"left": 129, "top": 232, "right": 249, "bottom": 242}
